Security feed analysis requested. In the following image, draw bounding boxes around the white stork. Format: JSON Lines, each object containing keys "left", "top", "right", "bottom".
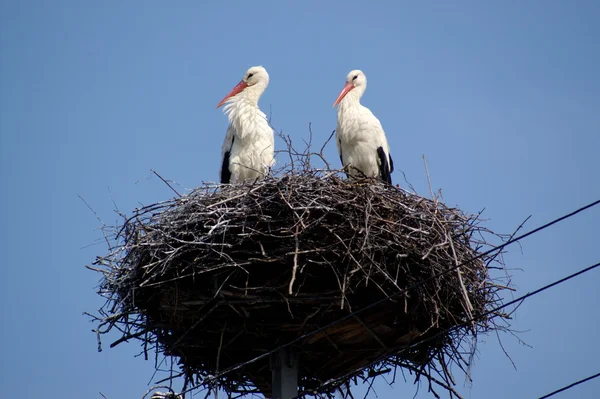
{"left": 216, "top": 66, "right": 274, "bottom": 184}
{"left": 333, "top": 70, "right": 394, "bottom": 184}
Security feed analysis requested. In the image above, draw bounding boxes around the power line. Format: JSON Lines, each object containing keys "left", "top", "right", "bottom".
{"left": 192, "top": 198, "right": 600, "bottom": 391}
{"left": 474, "top": 261, "right": 600, "bottom": 325}
{"left": 289, "top": 197, "right": 600, "bottom": 350}
{"left": 537, "top": 371, "right": 600, "bottom": 399}
{"left": 196, "top": 260, "right": 600, "bottom": 396}
{"left": 310, "top": 261, "right": 600, "bottom": 394}
{"left": 373, "top": 261, "right": 600, "bottom": 362}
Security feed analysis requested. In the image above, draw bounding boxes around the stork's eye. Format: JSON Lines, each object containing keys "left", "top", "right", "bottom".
{"left": 352, "top": 75, "right": 358, "bottom": 81}
{"left": 247, "top": 73, "right": 254, "bottom": 79}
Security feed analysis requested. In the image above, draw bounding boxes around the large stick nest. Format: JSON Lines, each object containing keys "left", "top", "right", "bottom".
{"left": 89, "top": 135, "right": 512, "bottom": 399}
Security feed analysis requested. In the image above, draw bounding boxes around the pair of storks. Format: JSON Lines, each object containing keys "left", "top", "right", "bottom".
{"left": 217, "top": 66, "right": 394, "bottom": 185}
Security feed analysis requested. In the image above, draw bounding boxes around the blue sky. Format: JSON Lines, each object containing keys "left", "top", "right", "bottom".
{"left": 1, "top": 1, "right": 599, "bottom": 398}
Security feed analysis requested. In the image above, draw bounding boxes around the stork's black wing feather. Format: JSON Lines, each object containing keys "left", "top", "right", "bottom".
{"left": 377, "top": 146, "right": 393, "bottom": 185}
{"left": 220, "top": 151, "right": 231, "bottom": 184}
{"left": 220, "top": 136, "right": 234, "bottom": 184}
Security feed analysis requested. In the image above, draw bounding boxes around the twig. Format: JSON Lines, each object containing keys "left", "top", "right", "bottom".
{"left": 152, "top": 169, "right": 181, "bottom": 197}
{"left": 289, "top": 224, "right": 301, "bottom": 295}
{"left": 422, "top": 154, "right": 434, "bottom": 200}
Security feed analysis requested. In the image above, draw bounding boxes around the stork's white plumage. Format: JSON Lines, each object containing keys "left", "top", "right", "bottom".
{"left": 333, "top": 70, "right": 394, "bottom": 184}
{"left": 216, "top": 66, "right": 274, "bottom": 184}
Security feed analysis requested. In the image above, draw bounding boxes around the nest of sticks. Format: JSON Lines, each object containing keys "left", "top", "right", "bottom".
{"left": 89, "top": 134, "right": 512, "bottom": 399}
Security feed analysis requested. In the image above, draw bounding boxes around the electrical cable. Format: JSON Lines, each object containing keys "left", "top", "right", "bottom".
{"left": 190, "top": 198, "right": 600, "bottom": 392}
{"left": 537, "top": 371, "right": 600, "bottom": 399}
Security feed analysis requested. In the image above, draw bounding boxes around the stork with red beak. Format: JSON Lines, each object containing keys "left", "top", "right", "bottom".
{"left": 333, "top": 70, "right": 394, "bottom": 184}
{"left": 216, "top": 66, "right": 274, "bottom": 184}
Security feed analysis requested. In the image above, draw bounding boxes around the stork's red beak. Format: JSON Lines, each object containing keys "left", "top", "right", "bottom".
{"left": 333, "top": 82, "right": 355, "bottom": 107}
{"left": 217, "top": 80, "right": 249, "bottom": 108}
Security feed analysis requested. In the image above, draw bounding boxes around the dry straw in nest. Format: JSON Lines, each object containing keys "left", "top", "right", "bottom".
{"left": 89, "top": 134, "right": 513, "bottom": 399}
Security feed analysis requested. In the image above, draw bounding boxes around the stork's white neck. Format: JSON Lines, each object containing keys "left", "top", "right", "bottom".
{"left": 222, "top": 85, "right": 270, "bottom": 141}
{"left": 223, "top": 82, "right": 267, "bottom": 118}
{"left": 235, "top": 82, "right": 267, "bottom": 106}
{"left": 338, "top": 87, "right": 365, "bottom": 113}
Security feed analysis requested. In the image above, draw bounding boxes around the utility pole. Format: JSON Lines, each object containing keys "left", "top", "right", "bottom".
{"left": 270, "top": 348, "right": 298, "bottom": 399}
